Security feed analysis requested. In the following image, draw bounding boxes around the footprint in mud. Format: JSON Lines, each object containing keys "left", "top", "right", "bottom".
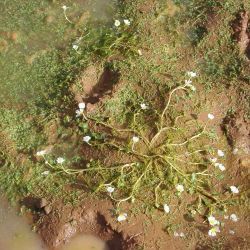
{"left": 83, "top": 68, "right": 120, "bottom": 105}
{"left": 36, "top": 202, "right": 137, "bottom": 250}
{"left": 72, "top": 65, "right": 120, "bottom": 112}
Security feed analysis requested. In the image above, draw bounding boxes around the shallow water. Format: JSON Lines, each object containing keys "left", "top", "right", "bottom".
{"left": 0, "top": 198, "right": 46, "bottom": 250}
{"left": 61, "top": 235, "right": 109, "bottom": 250}
{"left": 0, "top": 197, "right": 108, "bottom": 250}
{"left": 0, "top": 0, "right": 117, "bottom": 105}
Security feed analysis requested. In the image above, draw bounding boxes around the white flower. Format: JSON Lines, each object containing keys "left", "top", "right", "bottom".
{"left": 185, "top": 79, "right": 192, "bottom": 85}
{"left": 229, "top": 230, "right": 235, "bottom": 235}
{"left": 208, "top": 215, "right": 220, "bottom": 226}
{"left": 78, "top": 102, "right": 86, "bottom": 110}
{"left": 232, "top": 148, "right": 238, "bottom": 155}
{"left": 176, "top": 184, "right": 184, "bottom": 193}
{"left": 224, "top": 215, "right": 229, "bottom": 220}
{"left": 73, "top": 44, "right": 79, "bottom": 50}
{"left": 230, "top": 186, "right": 239, "bottom": 194}
{"left": 210, "top": 157, "right": 217, "bottom": 163}
{"left": 187, "top": 71, "right": 197, "bottom": 78}
{"left": 189, "top": 84, "right": 196, "bottom": 91}
{"left": 106, "top": 186, "right": 115, "bottom": 193}
{"left": 132, "top": 136, "right": 140, "bottom": 143}
{"left": 185, "top": 80, "right": 196, "bottom": 91}
{"left": 214, "top": 163, "right": 226, "bottom": 171}
{"left": 218, "top": 164, "right": 225, "bottom": 171}
{"left": 208, "top": 113, "right": 215, "bottom": 120}
{"left": 41, "top": 170, "right": 50, "bottom": 175}
{"left": 62, "top": 5, "right": 68, "bottom": 11}
{"left": 217, "top": 150, "right": 225, "bottom": 157}
{"left": 76, "top": 109, "right": 83, "bottom": 117}
{"left": 83, "top": 136, "right": 91, "bottom": 143}
{"left": 56, "top": 157, "right": 65, "bottom": 164}
{"left": 208, "top": 226, "right": 220, "bottom": 237}
{"left": 163, "top": 204, "right": 170, "bottom": 214}
{"left": 140, "top": 103, "right": 148, "bottom": 110}
{"left": 124, "top": 19, "right": 131, "bottom": 26}
{"left": 114, "top": 20, "right": 121, "bottom": 27}
{"left": 36, "top": 150, "right": 48, "bottom": 156}
{"left": 191, "top": 210, "right": 196, "bottom": 216}
{"left": 117, "top": 213, "right": 127, "bottom": 222}
{"left": 174, "top": 232, "right": 179, "bottom": 237}
{"left": 138, "top": 49, "right": 142, "bottom": 56}
{"left": 189, "top": 85, "right": 196, "bottom": 91}
{"left": 190, "top": 85, "right": 196, "bottom": 91}
{"left": 230, "top": 214, "right": 238, "bottom": 222}
{"left": 179, "top": 232, "right": 185, "bottom": 237}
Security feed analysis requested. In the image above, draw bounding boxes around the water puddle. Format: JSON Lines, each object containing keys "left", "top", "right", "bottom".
{"left": 0, "top": 0, "right": 117, "bottom": 105}
{"left": 0, "top": 197, "right": 108, "bottom": 250}
{"left": 61, "top": 235, "right": 109, "bottom": 250}
{"left": 0, "top": 198, "right": 46, "bottom": 250}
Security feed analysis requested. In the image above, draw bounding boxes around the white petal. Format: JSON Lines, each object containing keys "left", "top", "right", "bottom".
{"left": 107, "top": 186, "right": 115, "bottom": 193}
{"left": 78, "top": 102, "right": 85, "bottom": 110}
{"left": 190, "top": 85, "right": 196, "bottom": 91}
{"left": 132, "top": 136, "right": 140, "bottom": 143}
{"left": 179, "top": 232, "right": 185, "bottom": 237}
{"left": 76, "top": 109, "right": 82, "bottom": 117}
{"left": 218, "top": 164, "right": 226, "bottom": 171}
{"left": 230, "top": 186, "right": 239, "bottom": 194}
{"left": 185, "top": 79, "right": 192, "bottom": 85}
{"left": 36, "top": 150, "right": 48, "bottom": 156}
{"left": 187, "top": 71, "right": 197, "bottom": 78}
{"left": 208, "top": 215, "right": 220, "bottom": 226}
{"left": 83, "top": 136, "right": 91, "bottom": 143}
{"left": 114, "top": 20, "right": 121, "bottom": 27}
{"left": 208, "top": 226, "right": 220, "bottom": 237}
{"left": 56, "top": 157, "right": 65, "bottom": 164}
{"left": 217, "top": 150, "right": 225, "bottom": 157}
{"left": 73, "top": 44, "right": 79, "bottom": 50}
{"left": 232, "top": 148, "right": 239, "bottom": 155}
{"left": 124, "top": 19, "right": 131, "bottom": 25}
{"left": 117, "top": 213, "right": 127, "bottom": 222}
{"left": 176, "top": 184, "right": 184, "bottom": 192}
{"left": 208, "top": 113, "right": 215, "bottom": 120}
{"left": 210, "top": 157, "right": 217, "bottom": 163}
{"left": 230, "top": 214, "right": 238, "bottom": 222}
{"left": 140, "top": 103, "right": 148, "bottom": 110}
{"left": 163, "top": 204, "right": 170, "bottom": 213}
{"left": 41, "top": 170, "right": 50, "bottom": 175}
{"left": 208, "top": 229, "right": 216, "bottom": 237}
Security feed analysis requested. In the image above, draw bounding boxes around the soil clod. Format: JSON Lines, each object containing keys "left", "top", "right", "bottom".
{"left": 37, "top": 201, "right": 137, "bottom": 250}
{"left": 232, "top": 10, "right": 250, "bottom": 59}
{"left": 222, "top": 109, "right": 250, "bottom": 154}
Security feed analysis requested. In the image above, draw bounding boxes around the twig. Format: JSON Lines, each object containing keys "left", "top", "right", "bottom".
{"left": 167, "top": 126, "right": 206, "bottom": 146}
{"left": 160, "top": 85, "right": 187, "bottom": 129}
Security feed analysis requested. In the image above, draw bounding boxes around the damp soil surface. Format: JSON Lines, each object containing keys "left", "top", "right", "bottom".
{"left": 20, "top": 84, "right": 250, "bottom": 250}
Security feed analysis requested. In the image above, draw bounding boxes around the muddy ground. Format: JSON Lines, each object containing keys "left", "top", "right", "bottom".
{"left": 26, "top": 85, "right": 249, "bottom": 250}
